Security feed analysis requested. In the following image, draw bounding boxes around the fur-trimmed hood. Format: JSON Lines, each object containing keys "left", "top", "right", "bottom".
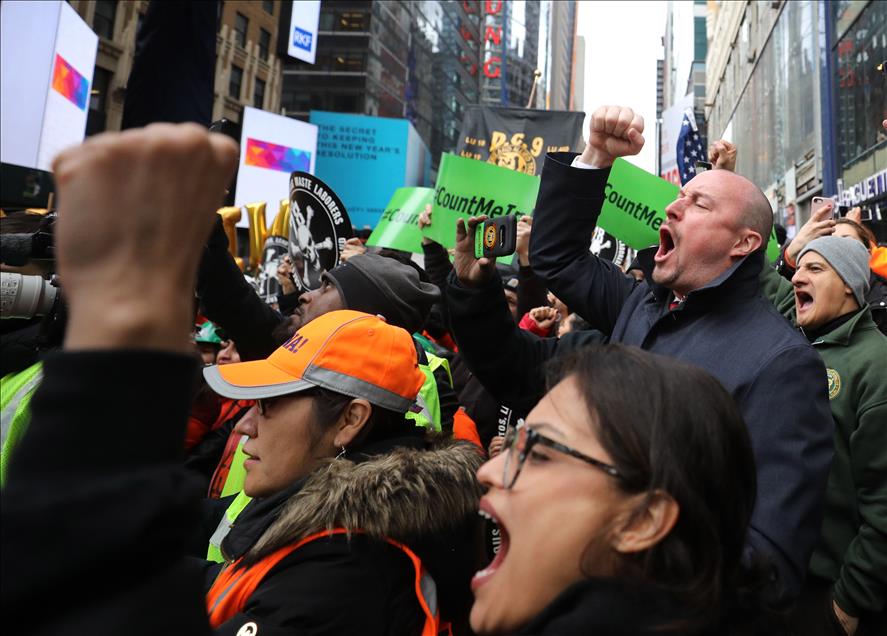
{"left": 244, "top": 438, "right": 484, "bottom": 564}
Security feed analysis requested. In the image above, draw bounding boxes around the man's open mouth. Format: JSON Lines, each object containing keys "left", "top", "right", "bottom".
{"left": 795, "top": 290, "right": 814, "bottom": 312}
{"left": 655, "top": 226, "right": 676, "bottom": 262}
{"left": 472, "top": 502, "right": 510, "bottom": 590}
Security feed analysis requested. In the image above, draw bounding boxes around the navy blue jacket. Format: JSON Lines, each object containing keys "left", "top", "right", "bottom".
{"left": 529, "top": 153, "right": 834, "bottom": 605}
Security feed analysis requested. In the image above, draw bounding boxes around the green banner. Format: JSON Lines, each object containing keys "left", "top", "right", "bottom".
{"left": 424, "top": 153, "right": 539, "bottom": 250}
{"left": 597, "top": 158, "right": 674, "bottom": 250}
{"left": 598, "top": 158, "right": 779, "bottom": 261}
{"left": 365, "top": 187, "right": 432, "bottom": 254}
{"left": 765, "top": 225, "right": 779, "bottom": 262}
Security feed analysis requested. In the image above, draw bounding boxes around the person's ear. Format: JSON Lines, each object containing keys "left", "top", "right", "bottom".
{"left": 612, "top": 491, "right": 679, "bottom": 554}
{"left": 730, "top": 229, "right": 763, "bottom": 257}
{"left": 333, "top": 399, "right": 372, "bottom": 448}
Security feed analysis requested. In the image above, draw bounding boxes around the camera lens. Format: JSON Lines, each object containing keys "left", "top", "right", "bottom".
{"left": 0, "top": 272, "right": 58, "bottom": 319}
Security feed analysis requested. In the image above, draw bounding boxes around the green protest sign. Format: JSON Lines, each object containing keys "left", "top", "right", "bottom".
{"left": 765, "top": 225, "right": 779, "bottom": 262}
{"left": 599, "top": 158, "right": 779, "bottom": 260}
{"left": 366, "top": 187, "right": 432, "bottom": 254}
{"left": 597, "top": 158, "right": 674, "bottom": 250}
{"left": 424, "top": 153, "right": 540, "bottom": 250}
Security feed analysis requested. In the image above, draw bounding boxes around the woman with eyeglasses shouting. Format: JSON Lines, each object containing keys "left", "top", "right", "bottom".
{"left": 469, "top": 344, "right": 779, "bottom": 636}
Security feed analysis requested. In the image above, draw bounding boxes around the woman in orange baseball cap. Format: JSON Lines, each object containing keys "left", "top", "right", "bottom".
{"left": 202, "top": 310, "right": 483, "bottom": 635}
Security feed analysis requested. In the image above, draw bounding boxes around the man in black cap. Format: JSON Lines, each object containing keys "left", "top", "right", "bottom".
{"left": 196, "top": 219, "right": 456, "bottom": 430}
{"left": 197, "top": 220, "right": 435, "bottom": 355}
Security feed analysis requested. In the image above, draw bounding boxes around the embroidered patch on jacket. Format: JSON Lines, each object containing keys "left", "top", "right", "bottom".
{"left": 826, "top": 368, "right": 841, "bottom": 400}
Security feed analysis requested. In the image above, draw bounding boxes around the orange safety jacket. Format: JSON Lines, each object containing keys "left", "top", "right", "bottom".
{"left": 870, "top": 246, "right": 887, "bottom": 279}
{"left": 205, "top": 528, "right": 442, "bottom": 635}
{"left": 453, "top": 407, "right": 482, "bottom": 451}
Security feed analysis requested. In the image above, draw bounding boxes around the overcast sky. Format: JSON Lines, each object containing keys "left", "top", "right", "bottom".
{"left": 576, "top": 1, "right": 669, "bottom": 173}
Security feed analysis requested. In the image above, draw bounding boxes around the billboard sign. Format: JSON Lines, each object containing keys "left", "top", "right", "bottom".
{"left": 1, "top": 1, "right": 98, "bottom": 171}
{"left": 234, "top": 106, "right": 318, "bottom": 227}
{"left": 287, "top": 0, "right": 321, "bottom": 64}
{"left": 309, "top": 111, "right": 431, "bottom": 229}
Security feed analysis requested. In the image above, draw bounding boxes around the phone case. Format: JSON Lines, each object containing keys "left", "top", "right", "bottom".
{"left": 475, "top": 216, "right": 517, "bottom": 258}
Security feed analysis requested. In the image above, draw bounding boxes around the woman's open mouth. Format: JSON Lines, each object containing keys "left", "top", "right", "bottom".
{"left": 472, "top": 503, "right": 509, "bottom": 591}
{"left": 654, "top": 226, "right": 676, "bottom": 263}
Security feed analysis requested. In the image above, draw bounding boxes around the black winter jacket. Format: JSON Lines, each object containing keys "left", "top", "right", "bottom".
{"left": 528, "top": 152, "right": 834, "bottom": 605}
{"left": 2, "top": 352, "right": 211, "bottom": 635}
{"left": 1, "top": 351, "right": 483, "bottom": 636}
{"left": 516, "top": 578, "right": 781, "bottom": 636}
{"left": 447, "top": 270, "right": 608, "bottom": 418}
{"left": 212, "top": 434, "right": 483, "bottom": 635}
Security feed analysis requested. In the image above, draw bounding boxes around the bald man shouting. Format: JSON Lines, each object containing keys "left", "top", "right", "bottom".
{"left": 529, "top": 105, "right": 833, "bottom": 607}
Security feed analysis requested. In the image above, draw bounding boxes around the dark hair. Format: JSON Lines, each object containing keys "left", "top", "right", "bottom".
{"left": 547, "top": 345, "right": 763, "bottom": 633}
{"left": 307, "top": 386, "right": 414, "bottom": 454}
{"left": 774, "top": 223, "right": 787, "bottom": 247}
{"left": 835, "top": 218, "right": 876, "bottom": 250}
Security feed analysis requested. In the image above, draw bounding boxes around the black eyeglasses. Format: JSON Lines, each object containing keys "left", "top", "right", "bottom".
{"left": 502, "top": 421, "right": 621, "bottom": 489}
{"left": 255, "top": 397, "right": 278, "bottom": 416}
{"left": 256, "top": 388, "right": 321, "bottom": 416}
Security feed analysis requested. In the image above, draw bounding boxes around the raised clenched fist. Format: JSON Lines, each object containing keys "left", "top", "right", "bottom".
{"left": 53, "top": 123, "right": 238, "bottom": 352}
{"left": 515, "top": 216, "right": 533, "bottom": 266}
{"left": 578, "top": 105, "right": 645, "bottom": 169}
{"left": 708, "top": 140, "right": 737, "bottom": 172}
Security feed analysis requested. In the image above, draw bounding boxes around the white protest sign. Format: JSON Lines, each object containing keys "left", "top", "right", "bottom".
{"left": 233, "top": 106, "right": 318, "bottom": 227}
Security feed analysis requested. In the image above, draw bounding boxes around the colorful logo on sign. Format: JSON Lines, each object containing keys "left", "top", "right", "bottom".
{"left": 51, "top": 54, "right": 89, "bottom": 110}
{"left": 245, "top": 138, "right": 311, "bottom": 173}
{"left": 292, "top": 26, "right": 313, "bottom": 52}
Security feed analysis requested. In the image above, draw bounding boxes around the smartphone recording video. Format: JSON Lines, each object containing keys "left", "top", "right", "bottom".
{"left": 474, "top": 215, "right": 518, "bottom": 259}
{"left": 811, "top": 196, "right": 838, "bottom": 219}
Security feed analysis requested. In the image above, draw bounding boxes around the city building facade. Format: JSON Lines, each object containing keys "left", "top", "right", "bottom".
{"left": 658, "top": 0, "right": 708, "bottom": 182}
{"left": 280, "top": 0, "right": 482, "bottom": 167}
{"left": 545, "top": 0, "right": 577, "bottom": 111}
{"left": 706, "top": 0, "right": 826, "bottom": 230}
{"left": 280, "top": 1, "right": 564, "bottom": 168}
{"left": 214, "top": 0, "right": 283, "bottom": 123}
{"left": 478, "top": 0, "right": 541, "bottom": 108}
{"left": 662, "top": 0, "right": 708, "bottom": 128}
{"left": 69, "top": 1, "right": 575, "bottom": 173}
{"left": 69, "top": 0, "right": 282, "bottom": 135}
{"left": 826, "top": 0, "right": 886, "bottom": 227}
{"left": 572, "top": 34, "right": 585, "bottom": 113}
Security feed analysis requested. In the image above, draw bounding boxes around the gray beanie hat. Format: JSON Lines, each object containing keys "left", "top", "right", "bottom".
{"left": 324, "top": 253, "right": 441, "bottom": 334}
{"left": 798, "top": 236, "right": 871, "bottom": 307}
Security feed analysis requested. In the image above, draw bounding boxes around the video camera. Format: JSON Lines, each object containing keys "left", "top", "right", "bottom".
{"left": 0, "top": 272, "right": 59, "bottom": 319}
{"left": 0, "top": 213, "right": 56, "bottom": 265}
{"left": 1, "top": 212, "right": 60, "bottom": 320}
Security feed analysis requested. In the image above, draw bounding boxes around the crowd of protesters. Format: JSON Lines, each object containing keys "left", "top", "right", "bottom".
{"left": 3, "top": 111, "right": 885, "bottom": 636}
{"left": 2, "top": 4, "right": 887, "bottom": 636}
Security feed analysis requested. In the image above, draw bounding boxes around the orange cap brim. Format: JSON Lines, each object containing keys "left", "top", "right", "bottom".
{"left": 203, "top": 360, "right": 316, "bottom": 400}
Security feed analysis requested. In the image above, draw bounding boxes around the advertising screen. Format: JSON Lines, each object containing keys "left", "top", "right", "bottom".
{"left": 309, "top": 111, "right": 430, "bottom": 229}
{"left": 1, "top": 1, "right": 97, "bottom": 171}
{"left": 234, "top": 106, "right": 318, "bottom": 227}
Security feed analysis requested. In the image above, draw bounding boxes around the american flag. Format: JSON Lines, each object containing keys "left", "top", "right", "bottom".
{"left": 676, "top": 110, "right": 705, "bottom": 185}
